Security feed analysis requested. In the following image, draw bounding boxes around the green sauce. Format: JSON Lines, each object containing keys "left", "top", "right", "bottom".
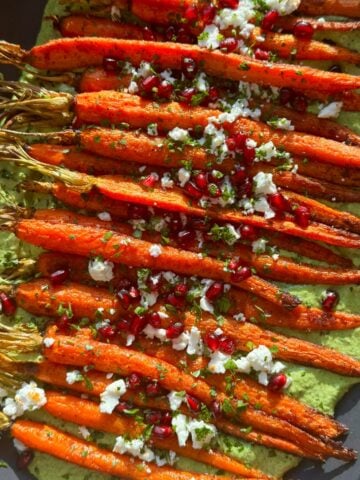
{"left": 1, "top": 2, "right": 359, "bottom": 478}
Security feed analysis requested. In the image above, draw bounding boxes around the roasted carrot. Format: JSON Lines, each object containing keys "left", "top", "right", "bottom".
{"left": 275, "top": 16, "right": 360, "bottom": 33}
{"left": 298, "top": 0, "right": 360, "bottom": 17}
{"left": 79, "top": 67, "right": 132, "bottom": 92}
{"left": 12, "top": 420, "right": 235, "bottom": 480}
{"left": 302, "top": 89, "right": 360, "bottom": 113}
{"left": 131, "top": 0, "right": 190, "bottom": 24}
{"left": 32, "top": 208, "right": 360, "bottom": 286}
{"left": 43, "top": 327, "right": 355, "bottom": 459}
{"left": 44, "top": 391, "right": 270, "bottom": 479}
{"left": 6, "top": 38, "right": 359, "bottom": 92}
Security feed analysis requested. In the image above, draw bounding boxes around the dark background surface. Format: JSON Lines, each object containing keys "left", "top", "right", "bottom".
{"left": 0, "top": 1, "right": 359, "bottom": 479}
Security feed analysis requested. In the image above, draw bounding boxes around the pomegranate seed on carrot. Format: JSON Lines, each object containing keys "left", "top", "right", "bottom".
{"left": 98, "top": 325, "right": 116, "bottom": 340}
{"left": 0, "top": 292, "right": 17, "bottom": 316}
{"left": 220, "top": 37, "right": 238, "bottom": 53}
{"left": 294, "top": 206, "right": 311, "bottom": 229}
{"left": 322, "top": 290, "right": 340, "bottom": 312}
{"left": 166, "top": 322, "right": 185, "bottom": 339}
{"left": 293, "top": 21, "right": 315, "bottom": 39}
{"left": 50, "top": 268, "right": 69, "bottom": 286}
{"left": 268, "top": 373, "right": 288, "bottom": 392}
{"left": 261, "top": 10, "right": 279, "bottom": 31}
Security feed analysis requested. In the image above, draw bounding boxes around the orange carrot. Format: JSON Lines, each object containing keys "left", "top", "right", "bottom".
{"left": 275, "top": 16, "right": 360, "bottom": 32}
{"left": 302, "top": 89, "right": 360, "bottom": 113}
{"left": 79, "top": 67, "right": 132, "bottom": 92}
{"left": 44, "top": 391, "right": 270, "bottom": 478}
{"left": 131, "top": 0, "right": 190, "bottom": 24}
{"left": 298, "top": 0, "right": 360, "bottom": 17}
{"left": 12, "top": 420, "right": 234, "bottom": 480}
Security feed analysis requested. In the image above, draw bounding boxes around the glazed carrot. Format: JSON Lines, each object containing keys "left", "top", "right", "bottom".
{"left": 43, "top": 327, "right": 355, "bottom": 459}
{"left": 298, "top": 0, "right": 360, "bottom": 17}
{"left": 34, "top": 361, "right": 322, "bottom": 459}
{"left": 12, "top": 420, "right": 234, "bottom": 480}
{"left": 44, "top": 391, "right": 269, "bottom": 478}
{"left": 275, "top": 16, "right": 360, "bottom": 32}
{"left": 32, "top": 208, "right": 360, "bottom": 286}
{"left": 13, "top": 218, "right": 301, "bottom": 309}
{"left": 79, "top": 67, "right": 132, "bottom": 92}
{"left": 12, "top": 38, "right": 360, "bottom": 92}
{"left": 302, "top": 89, "right": 360, "bottom": 113}
{"left": 131, "top": 0, "right": 190, "bottom": 24}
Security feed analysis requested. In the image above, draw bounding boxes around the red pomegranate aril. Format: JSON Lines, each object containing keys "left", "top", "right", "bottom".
{"left": 181, "top": 57, "right": 198, "bottom": 79}
{"left": 141, "top": 75, "right": 160, "bottom": 93}
{"left": 219, "top": 0, "right": 239, "bottom": 8}
{"left": 184, "top": 5, "right": 199, "bottom": 22}
{"left": 142, "top": 26, "right": 156, "bottom": 41}
{"left": 146, "top": 381, "right": 164, "bottom": 397}
{"left": 233, "top": 132, "right": 248, "bottom": 150}
{"left": 167, "top": 292, "right": 185, "bottom": 308}
{"left": 98, "top": 325, "right": 116, "bottom": 340}
{"left": 129, "top": 286, "right": 140, "bottom": 300}
{"left": 268, "top": 192, "right": 291, "bottom": 213}
{"left": 194, "top": 172, "right": 208, "bottom": 190}
{"left": 268, "top": 373, "right": 287, "bottom": 392}
{"left": 218, "top": 335, "right": 236, "bottom": 355}
{"left": 128, "top": 372, "right": 142, "bottom": 389}
{"left": 153, "top": 425, "right": 173, "bottom": 438}
{"left": 208, "top": 86, "right": 219, "bottom": 102}
{"left": 177, "top": 229, "right": 196, "bottom": 248}
{"left": 102, "top": 57, "right": 119, "bottom": 72}
{"left": 254, "top": 48, "right": 270, "bottom": 61}
{"left": 142, "top": 173, "right": 158, "bottom": 188}
{"left": 161, "top": 411, "right": 173, "bottom": 425}
{"left": 232, "top": 166, "right": 247, "bottom": 184}
{"left": 166, "top": 322, "right": 185, "bottom": 339}
{"left": 17, "top": 450, "right": 34, "bottom": 470}
{"left": 181, "top": 87, "right": 197, "bottom": 104}
{"left": 186, "top": 394, "right": 201, "bottom": 412}
{"left": 220, "top": 37, "right": 238, "bottom": 53}
{"left": 294, "top": 206, "right": 310, "bottom": 228}
{"left": 228, "top": 257, "right": 241, "bottom": 272}
{"left": 211, "top": 400, "right": 222, "bottom": 417}
{"left": 231, "top": 266, "right": 252, "bottom": 283}
{"left": 279, "top": 87, "right": 294, "bottom": 105}
{"left": 291, "top": 94, "right": 308, "bottom": 113}
{"left": 148, "top": 312, "right": 162, "bottom": 328}
{"left": 293, "top": 21, "right": 314, "bottom": 39}
{"left": 116, "top": 401, "right": 132, "bottom": 413}
{"left": 206, "top": 282, "right": 223, "bottom": 300}
{"left": 174, "top": 283, "right": 188, "bottom": 297}
{"left": 243, "top": 146, "right": 255, "bottom": 165}
{"left": 130, "top": 314, "right": 147, "bottom": 336}
{"left": 201, "top": 5, "right": 216, "bottom": 25}
{"left": 117, "top": 317, "right": 131, "bottom": 332}
{"left": 56, "top": 314, "right": 71, "bottom": 330}
{"left": 261, "top": 10, "right": 279, "bottom": 31}
{"left": 177, "top": 27, "right": 196, "bottom": 44}
{"left": 226, "top": 137, "right": 237, "bottom": 151}
{"left": 0, "top": 292, "right": 17, "bottom": 316}
{"left": 205, "top": 333, "right": 220, "bottom": 352}
{"left": 50, "top": 268, "right": 69, "bottom": 286}
{"left": 241, "top": 224, "right": 258, "bottom": 241}
{"left": 185, "top": 181, "right": 202, "bottom": 199}
{"left": 322, "top": 290, "right": 339, "bottom": 312}
{"left": 117, "top": 290, "right": 131, "bottom": 310}
{"left": 158, "top": 81, "right": 174, "bottom": 99}
{"left": 207, "top": 183, "right": 222, "bottom": 198}
{"left": 145, "top": 410, "right": 163, "bottom": 425}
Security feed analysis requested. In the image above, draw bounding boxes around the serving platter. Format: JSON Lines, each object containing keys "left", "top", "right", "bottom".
{"left": 0, "top": 1, "right": 359, "bottom": 480}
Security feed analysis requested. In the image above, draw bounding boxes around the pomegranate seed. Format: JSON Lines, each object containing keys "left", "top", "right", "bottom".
{"left": 142, "top": 173, "right": 158, "bottom": 188}
{"left": 208, "top": 170, "right": 223, "bottom": 184}
{"left": 158, "top": 81, "right": 174, "bottom": 99}
{"left": 180, "top": 87, "right": 197, "bottom": 104}
{"left": 280, "top": 88, "right": 296, "bottom": 106}
{"left": 220, "top": 37, "right": 238, "bottom": 53}
{"left": 17, "top": 450, "right": 34, "bottom": 470}
{"left": 181, "top": 57, "right": 198, "bottom": 79}
{"left": 261, "top": 10, "right": 279, "bottom": 32}
{"left": 167, "top": 292, "right": 185, "bottom": 308}
{"left": 98, "top": 325, "right": 116, "bottom": 339}
{"left": 210, "top": 400, "right": 222, "bottom": 417}
{"left": 102, "top": 57, "right": 119, "bottom": 72}
{"left": 117, "top": 317, "right": 131, "bottom": 332}
{"left": 238, "top": 178, "right": 252, "bottom": 197}
{"left": 174, "top": 283, "right": 188, "bottom": 297}
{"left": 194, "top": 172, "right": 208, "bottom": 190}
{"left": 294, "top": 206, "right": 310, "bottom": 228}
{"left": 56, "top": 315, "right": 71, "bottom": 330}
{"left": 148, "top": 312, "right": 162, "bottom": 328}
{"left": 329, "top": 64, "right": 342, "bottom": 73}
{"left": 243, "top": 146, "right": 255, "bottom": 165}
{"left": 161, "top": 411, "right": 173, "bottom": 425}
{"left": 322, "top": 290, "right": 339, "bottom": 312}
{"left": 177, "top": 229, "right": 196, "bottom": 248}
{"left": 206, "top": 282, "right": 223, "bottom": 300}
{"left": 127, "top": 373, "right": 142, "bottom": 389}
{"left": 145, "top": 410, "right": 163, "bottom": 425}
{"left": 241, "top": 224, "right": 258, "bottom": 241}
{"left": 184, "top": 181, "right": 203, "bottom": 199}
{"left": 226, "top": 137, "right": 237, "bottom": 151}
{"left": 0, "top": 292, "right": 16, "bottom": 316}
{"left": 268, "top": 192, "right": 291, "bottom": 214}
{"left": 128, "top": 203, "right": 149, "bottom": 220}
{"left": 153, "top": 425, "right": 173, "bottom": 438}
{"left": 184, "top": 5, "right": 199, "bottom": 22}
{"left": 141, "top": 75, "right": 160, "bottom": 93}
{"left": 117, "top": 290, "right": 131, "bottom": 310}
{"left": 254, "top": 48, "right": 270, "bottom": 61}
{"left": 268, "top": 373, "right": 287, "bottom": 392}
{"left": 232, "top": 166, "right": 247, "bottom": 184}
{"left": 165, "top": 25, "right": 177, "bottom": 41}
{"left": 293, "top": 21, "right": 314, "bottom": 39}
{"left": 166, "top": 322, "right": 184, "bottom": 339}
{"left": 130, "top": 314, "right": 148, "bottom": 336}
{"left": 228, "top": 257, "right": 241, "bottom": 271}
{"left": 218, "top": 335, "right": 236, "bottom": 355}
{"left": 129, "top": 286, "right": 140, "bottom": 300}
{"left": 205, "top": 333, "right": 220, "bottom": 352}
{"left": 142, "top": 26, "right": 156, "bottom": 41}
{"left": 208, "top": 86, "right": 219, "bottom": 102}
{"left": 231, "top": 266, "right": 252, "bottom": 283}
{"left": 116, "top": 401, "right": 133, "bottom": 413}
{"left": 50, "top": 268, "right": 69, "bottom": 286}
{"left": 207, "top": 183, "right": 222, "bottom": 198}
{"left": 177, "top": 27, "right": 196, "bottom": 44}
{"left": 186, "top": 394, "right": 201, "bottom": 412}
{"left": 201, "top": 5, "right": 216, "bottom": 25}
{"left": 219, "top": 0, "right": 239, "bottom": 8}
{"left": 291, "top": 94, "right": 308, "bottom": 113}
{"left": 146, "top": 381, "right": 164, "bottom": 397}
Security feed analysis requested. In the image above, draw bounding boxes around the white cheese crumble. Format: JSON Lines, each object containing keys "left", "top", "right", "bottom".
{"left": 161, "top": 172, "right": 174, "bottom": 189}
{"left": 264, "top": 0, "right": 301, "bottom": 15}
{"left": 147, "top": 123, "right": 158, "bottom": 136}
{"left": 78, "top": 426, "right": 91, "bottom": 439}
{"left": 198, "top": 24, "right": 222, "bottom": 50}
{"left": 208, "top": 351, "right": 232, "bottom": 374}
{"left": 149, "top": 244, "right": 162, "bottom": 257}
{"left": 177, "top": 168, "right": 191, "bottom": 187}
{"left": 2, "top": 382, "right": 47, "bottom": 419}
{"left": 97, "top": 212, "right": 112, "bottom": 222}
{"left": 172, "top": 414, "right": 217, "bottom": 449}
{"left": 252, "top": 238, "right": 268, "bottom": 254}
{"left": 268, "top": 117, "right": 294, "bottom": 131}
{"left": 43, "top": 337, "right": 55, "bottom": 348}
{"left": 168, "top": 127, "right": 190, "bottom": 142}
{"left": 113, "top": 436, "right": 155, "bottom": 462}
{"left": 99, "top": 379, "right": 127, "bottom": 414}
{"left": 253, "top": 172, "right": 277, "bottom": 196}
{"left": 168, "top": 390, "right": 186, "bottom": 411}
{"left": 171, "top": 327, "right": 203, "bottom": 356}
{"left": 318, "top": 101, "right": 343, "bottom": 119}
{"left": 66, "top": 370, "right": 83, "bottom": 385}
{"left": 254, "top": 197, "right": 276, "bottom": 219}
{"left": 88, "top": 258, "right": 114, "bottom": 282}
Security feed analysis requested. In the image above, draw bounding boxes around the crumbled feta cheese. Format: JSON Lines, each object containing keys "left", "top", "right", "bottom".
{"left": 160, "top": 69, "right": 176, "bottom": 84}
{"left": 88, "top": 258, "right": 114, "bottom": 282}
{"left": 252, "top": 238, "right": 268, "bottom": 254}
{"left": 177, "top": 168, "right": 191, "bottom": 187}
{"left": 13, "top": 439, "right": 28, "bottom": 453}
{"left": 196, "top": 72, "right": 209, "bottom": 92}
{"left": 234, "top": 357, "right": 252, "bottom": 374}
{"left": 318, "top": 102, "right": 343, "bottom": 119}
{"left": 113, "top": 435, "right": 155, "bottom": 462}
{"left": 172, "top": 414, "right": 190, "bottom": 446}
{"left": 264, "top": 0, "right": 301, "bottom": 15}
{"left": 172, "top": 332, "right": 190, "bottom": 351}
{"left": 126, "top": 334, "right": 135, "bottom": 346}
{"left": 255, "top": 141, "right": 279, "bottom": 162}
{"left": 168, "top": 391, "right": 185, "bottom": 411}
{"left": 208, "top": 351, "right": 232, "bottom": 374}
{"left": 168, "top": 127, "right": 190, "bottom": 142}
{"left": 149, "top": 244, "right": 162, "bottom": 257}
{"left": 140, "top": 291, "right": 158, "bottom": 308}
{"left": 254, "top": 197, "right": 275, "bottom": 219}
{"left": 143, "top": 324, "right": 167, "bottom": 342}
{"left": 268, "top": 117, "right": 294, "bottom": 131}
{"left": 43, "top": 337, "right": 55, "bottom": 348}
{"left": 198, "top": 24, "right": 222, "bottom": 50}
{"left": 161, "top": 173, "right": 174, "bottom": 189}
{"left": 99, "top": 379, "right": 127, "bottom": 414}
{"left": 188, "top": 420, "right": 217, "bottom": 449}
{"left": 128, "top": 81, "right": 139, "bottom": 94}
{"left": 97, "top": 212, "right": 112, "bottom": 222}
{"left": 66, "top": 370, "right": 83, "bottom": 385}
{"left": 3, "top": 382, "right": 47, "bottom": 419}
{"left": 147, "top": 123, "right": 158, "bottom": 136}
{"left": 78, "top": 426, "right": 91, "bottom": 439}
{"left": 186, "top": 327, "right": 204, "bottom": 356}
{"left": 137, "top": 61, "right": 153, "bottom": 78}
{"left": 200, "top": 295, "right": 214, "bottom": 314}
{"left": 233, "top": 312, "right": 246, "bottom": 322}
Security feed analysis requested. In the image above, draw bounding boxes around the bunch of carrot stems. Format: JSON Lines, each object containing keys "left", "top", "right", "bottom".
{"left": 0, "top": 0, "right": 359, "bottom": 479}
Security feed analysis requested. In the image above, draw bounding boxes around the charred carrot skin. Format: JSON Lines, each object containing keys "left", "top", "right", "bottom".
{"left": 25, "top": 38, "right": 360, "bottom": 93}
{"left": 12, "top": 420, "right": 234, "bottom": 480}
{"left": 44, "top": 391, "right": 270, "bottom": 479}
